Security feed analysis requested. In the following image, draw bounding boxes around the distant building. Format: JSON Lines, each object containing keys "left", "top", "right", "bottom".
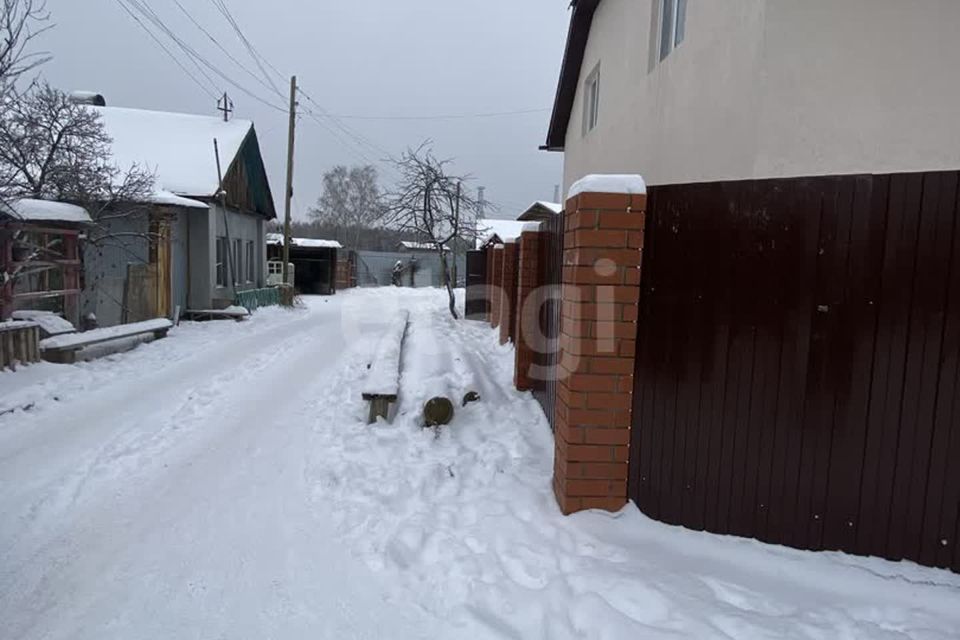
{"left": 517, "top": 201, "right": 562, "bottom": 222}
{"left": 265, "top": 234, "right": 341, "bottom": 295}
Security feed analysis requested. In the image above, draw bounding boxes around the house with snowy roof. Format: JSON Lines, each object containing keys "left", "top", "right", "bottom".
{"left": 81, "top": 100, "right": 276, "bottom": 326}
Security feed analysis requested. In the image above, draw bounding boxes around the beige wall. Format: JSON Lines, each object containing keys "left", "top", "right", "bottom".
{"left": 562, "top": 0, "right": 960, "bottom": 192}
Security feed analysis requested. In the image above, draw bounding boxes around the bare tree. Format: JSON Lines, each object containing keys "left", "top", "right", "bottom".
{"left": 0, "top": 84, "right": 155, "bottom": 293}
{"left": 384, "top": 144, "right": 480, "bottom": 319}
{"left": 309, "top": 164, "right": 385, "bottom": 249}
{"left": 0, "top": 0, "right": 50, "bottom": 100}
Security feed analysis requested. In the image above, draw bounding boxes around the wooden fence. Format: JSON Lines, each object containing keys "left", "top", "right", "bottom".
{"left": 0, "top": 322, "right": 40, "bottom": 370}
{"left": 630, "top": 172, "right": 960, "bottom": 570}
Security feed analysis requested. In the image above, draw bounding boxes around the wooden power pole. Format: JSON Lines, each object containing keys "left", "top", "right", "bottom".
{"left": 282, "top": 75, "right": 297, "bottom": 288}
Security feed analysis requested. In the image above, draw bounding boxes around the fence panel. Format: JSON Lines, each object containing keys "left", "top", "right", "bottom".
{"left": 532, "top": 212, "right": 564, "bottom": 431}
{"left": 630, "top": 171, "right": 960, "bottom": 569}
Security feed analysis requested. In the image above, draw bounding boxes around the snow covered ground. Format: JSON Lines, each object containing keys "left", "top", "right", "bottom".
{"left": 1, "top": 288, "right": 958, "bottom": 639}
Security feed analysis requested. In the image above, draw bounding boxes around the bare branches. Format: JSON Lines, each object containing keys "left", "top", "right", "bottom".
{"left": 0, "top": 83, "right": 155, "bottom": 214}
{"left": 0, "top": 0, "right": 51, "bottom": 100}
{"left": 384, "top": 143, "right": 481, "bottom": 318}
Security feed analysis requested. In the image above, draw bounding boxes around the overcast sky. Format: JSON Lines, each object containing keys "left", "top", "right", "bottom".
{"left": 37, "top": 0, "right": 570, "bottom": 220}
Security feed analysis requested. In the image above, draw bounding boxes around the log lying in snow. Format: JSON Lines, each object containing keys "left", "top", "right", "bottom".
{"left": 361, "top": 310, "right": 409, "bottom": 424}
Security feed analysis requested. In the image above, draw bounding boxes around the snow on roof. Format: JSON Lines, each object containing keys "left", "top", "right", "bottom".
{"left": 265, "top": 233, "right": 341, "bottom": 249}
{"left": 568, "top": 174, "right": 647, "bottom": 199}
{"left": 150, "top": 190, "right": 208, "bottom": 209}
{"left": 476, "top": 218, "right": 536, "bottom": 248}
{"left": 93, "top": 106, "right": 253, "bottom": 198}
{"left": 1, "top": 199, "right": 92, "bottom": 224}
{"left": 536, "top": 201, "right": 563, "bottom": 214}
{"left": 399, "top": 241, "right": 448, "bottom": 251}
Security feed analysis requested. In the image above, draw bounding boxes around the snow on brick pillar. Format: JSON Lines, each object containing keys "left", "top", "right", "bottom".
{"left": 514, "top": 229, "right": 540, "bottom": 390}
{"left": 552, "top": 187, "right": 645, "bottom": 515}
{"left": 490, "top": 245, "right": 504, "bottom": 329}
{"left": 499, "top": 241, "right": 518, "bottom": 345}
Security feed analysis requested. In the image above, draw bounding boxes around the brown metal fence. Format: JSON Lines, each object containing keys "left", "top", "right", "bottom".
{"left": 532, "top": 212, "right": 565, "bottom": 431}
{"left": 630, "top": 172, "right": 960, "bottom": 570}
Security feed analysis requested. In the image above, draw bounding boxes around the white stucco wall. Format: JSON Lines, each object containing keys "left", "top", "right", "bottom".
{"left": 562, "top": 0, "right": 960, "bottom": 191}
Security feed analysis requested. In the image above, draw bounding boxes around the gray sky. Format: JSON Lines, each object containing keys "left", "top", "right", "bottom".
{"left": 38, "top": 0, "right": 570, "bottom": 220}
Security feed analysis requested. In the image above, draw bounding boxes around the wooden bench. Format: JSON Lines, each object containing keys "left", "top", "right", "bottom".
{"left": 361, "top": 310, "right": 409, "bottom": 424}
{"left": 40, "top": 318, "right": 173, "bottom": 364}
{"left": 183, "top": 307, "right": 250, "bottom": 322}
{"left": 0, "top": 321, "right": 41, "bottom": 371}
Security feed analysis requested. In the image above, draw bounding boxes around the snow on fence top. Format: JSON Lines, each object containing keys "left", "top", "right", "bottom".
{"left": 476, "top": 219, "right": 539, "bottom": 248}
{"left": 1, "top": 199, "right": 92, "bottom": 224}
{"left": 567, "top": 174, "right": 647, "bottom": 200}
{"left": 93, "top": 106, "right": 252, "bottom": 198}
{"left": 40, "top": 318, "right": 172, "bottom": 350}
{"left": 362, "top": 310, "right": 409, "bottom": 398}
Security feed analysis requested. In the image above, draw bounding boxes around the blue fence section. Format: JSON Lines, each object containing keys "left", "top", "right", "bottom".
{"left": 235, "top": 287, "right": 280, "bottom": 311}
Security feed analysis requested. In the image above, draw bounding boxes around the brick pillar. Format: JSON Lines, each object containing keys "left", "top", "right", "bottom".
{"left": 552, "top": 190, "right": 645, "bottom": 514}
{"left": 499, "top": 241, "right": 518, "bottom": 345}
{"left": 490, "top": 245, "right": 504, "bottom": 328}
{"left": 514, "top": 230, "right": 540, "bottom": 390}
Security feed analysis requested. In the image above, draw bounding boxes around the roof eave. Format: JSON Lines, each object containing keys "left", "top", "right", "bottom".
{"left": 543, "top": 0, "right": 601, "bottom": 152}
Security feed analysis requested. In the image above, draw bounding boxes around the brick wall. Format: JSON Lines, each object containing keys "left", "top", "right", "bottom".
{"left": 552, "top": 191, "right": 646, "bottom": 514}
{"left": 499, "top": 242, "right": 519, "bottom": 345}
{"left": 514, "top": 230, "right": 540, "bottom": 391}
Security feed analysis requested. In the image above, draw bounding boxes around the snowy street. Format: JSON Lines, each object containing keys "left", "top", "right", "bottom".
{"left": 2, "top": 289, "right": 960, "bottom": 640}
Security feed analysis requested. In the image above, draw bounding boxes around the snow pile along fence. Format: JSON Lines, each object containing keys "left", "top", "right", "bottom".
{"left": 361, "top": 310, "right": 409, "bottom": 423}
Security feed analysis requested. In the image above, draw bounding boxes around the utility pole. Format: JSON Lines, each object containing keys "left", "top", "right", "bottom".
{"left": 217, "top": 92, "right": 234, "bottom": 122}
{"left": 282, "top": 75, "right": 297, "bottom": 288}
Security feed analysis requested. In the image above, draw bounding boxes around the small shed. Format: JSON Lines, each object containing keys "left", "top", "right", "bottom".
{"left": 266, "top": 234, "right": 341, "bottom": 295}
{"left": 475, "top": 219, "right": 538, "bottom": 249}
{"left": 1, "top": 199, "right": 91, "bottom": 324}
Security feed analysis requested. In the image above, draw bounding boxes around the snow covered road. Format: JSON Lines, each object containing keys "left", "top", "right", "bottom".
{"left": 0, "top": 296, "right": 442, "bottom": 639}
{"left": 2, "top": 288, "right": 959, "bottom": 640}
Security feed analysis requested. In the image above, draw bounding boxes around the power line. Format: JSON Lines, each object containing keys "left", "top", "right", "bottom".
{"left": 209, "top": 0, "right": 283, "bottom": 96}
{"left": 171, "top": 0, "right": 286, "bottom": 101}
{"left": 113, "top": 0, "right": 219, "bottom": 100}
{"left": 117, "top": 0, "right": 288, "bottom": 113}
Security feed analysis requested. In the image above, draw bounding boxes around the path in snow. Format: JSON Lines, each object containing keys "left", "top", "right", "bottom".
{"left": 0, "top": 296, "right": 444, "bottom": 640}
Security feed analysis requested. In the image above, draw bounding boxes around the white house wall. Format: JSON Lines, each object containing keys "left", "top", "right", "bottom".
{"left": 562, "top": 0, "right": 960, "bottom": 191}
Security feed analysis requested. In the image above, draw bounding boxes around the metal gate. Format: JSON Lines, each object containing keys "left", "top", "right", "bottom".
{"left": 464, "top": 250, "right": 488, "bottom": 319}
{"left": 630, "top": 172, "right": 960, "bottom": 570}
{"left": 532, "top": 211, "right": 565, "bottom": 431}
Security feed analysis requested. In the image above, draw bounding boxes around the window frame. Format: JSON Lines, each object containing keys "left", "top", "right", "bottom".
{"left": 582, "top": 63, "right": 601, "bottom": 136}
{"left": 215, "top": 236, "right": 227, "bottom": 287}
{"left": 245, "top": 240, "right": 255, "bottom": 283}
{"left": 233, "top": 238, "right": 243, "bottom": 287}
{"left": 658, "top": 0, "right": 686, "bottom": 62}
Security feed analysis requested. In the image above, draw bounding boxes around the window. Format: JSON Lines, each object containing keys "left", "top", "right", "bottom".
{"left": 215, "top": 236, "right": 227, "bottom": 287}
{"left": 582, "top": 63, "right": 601, "bottom": 136}
{"left": 659, "top": 0, "right": 687, "bottom": 61}
{"left": 245, "top": 241, "right": 255, "bottom": 282}
{"left": 234, "top": 239, "right": 243, "bottom": 286}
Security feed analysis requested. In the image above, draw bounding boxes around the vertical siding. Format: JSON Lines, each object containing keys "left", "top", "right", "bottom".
{"left": 629, "top": 171, "right": 960, "bottom": 570}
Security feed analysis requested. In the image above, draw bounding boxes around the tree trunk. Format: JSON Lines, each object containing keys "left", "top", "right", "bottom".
{"left": 438, "top": 250, "right": 459, "bottom": 319}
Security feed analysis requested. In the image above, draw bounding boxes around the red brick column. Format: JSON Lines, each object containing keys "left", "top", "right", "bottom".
{"left": 514, "top": 230, "right": 540, "bottom": 390}
{"left": 499, "top": 242, "right": 518, "bottom": 345}
{"left": 490, "top": 245, "right": 504, "bottom": 329}
{"left": 552, "top": 190, "right": 645, "bottom": 514}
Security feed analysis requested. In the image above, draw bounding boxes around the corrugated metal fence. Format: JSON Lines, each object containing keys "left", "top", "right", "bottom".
{"left": 532, "top": 212, "right": 565, "bottom": 432}
{"left": 354, "top": 251, "right": 466, "bottom": 288}
{"left": 630, "top": 172, "right": 960, "bottom": 570}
